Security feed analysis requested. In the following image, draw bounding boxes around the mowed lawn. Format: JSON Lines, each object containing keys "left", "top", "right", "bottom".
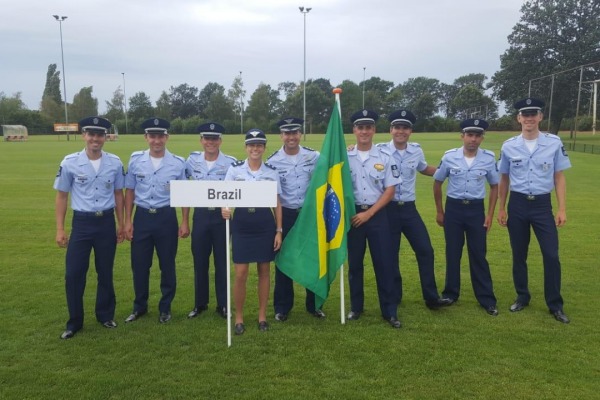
{"left": 1, "top": 131, "right": 599, "bottom": 399}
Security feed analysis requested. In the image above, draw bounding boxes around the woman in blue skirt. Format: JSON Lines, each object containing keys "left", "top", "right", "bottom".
{"left": 222, "top": 129, "right": 282, "bottom": 335}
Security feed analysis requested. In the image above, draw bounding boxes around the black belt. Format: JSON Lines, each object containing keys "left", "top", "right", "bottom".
{"left": 194, "top": 207, "right": 218, "bottom": 211}
{"left": 511, "top": 192, "right": 551, "bottom": 201}
{"left": 391, "top": 201, "right": 415, "bottom": 206}
{"left": 283, "top": 207, "right": 302, "bottom": 213}
{"left": 446, "top": 197, "right": 483, "bottom": 205}
{"left": 356, "top": 204, "right": 373, "bottom": 210}
{"left": 137, "top": 206, "right": 171, "bottom": 214}
{"left": 73, "top": 208, "right": 114, "bottom": 217}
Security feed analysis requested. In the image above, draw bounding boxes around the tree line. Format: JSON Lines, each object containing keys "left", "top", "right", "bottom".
{"left": 2, "top": 0, "right": 598, "bottom": 135}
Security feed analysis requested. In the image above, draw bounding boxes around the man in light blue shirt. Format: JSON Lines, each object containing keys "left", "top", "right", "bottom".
{"left": 267, "top": 117, "right": 324, "bottom": 321}
{"left": 124, "top": 118, "right": 188, "bottom": 324}
{"left": 183, "top": 122, "right": 237, "bottom": 320}
{"left": 433, "top": 118, "right": 498, "bottom": 316}
{"left": 497, "top": 97, "right": 572, "bottom": 324}
{"left": 346, "top": 109, "right": 402, "bottom": 328}
{"left": 379, "top": 109, "right": 449, "bottom": 310}
{"left": 54, "top": 116, "right": 125, "bottom": 339}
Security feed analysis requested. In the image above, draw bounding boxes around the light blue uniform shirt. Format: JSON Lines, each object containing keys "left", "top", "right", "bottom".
{"left": 378, "top": 141, "right": 427, "bottom": 202}
{"left": 266, "top": 146, "right": 319, "bottom": 208}
{"left": 498, "top": 133, "right": 571, "bottom": 195}
{"left": 224, "top": 160, "right": 282, "bottom": 195}
{"left": 124, "top": 149, "right": 186, "bottom": 209}
{"left": 53, "top": 150, "right": 125, "bottom": 212}
{"left": 433, "top": 147, "right": 499, "bottom": 200}
{"left": 185, "top": 151, "right": 236, "bottom": 182}
{"left": 347, "top": 145, "right": 401, "bottom": 206}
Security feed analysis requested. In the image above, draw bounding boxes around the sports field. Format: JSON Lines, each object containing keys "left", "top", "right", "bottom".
{"left": 1, "top": 131, "right": 599, "bottom": 399}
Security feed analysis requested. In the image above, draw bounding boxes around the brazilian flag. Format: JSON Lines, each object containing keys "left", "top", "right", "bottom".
{"left": 275, "top": 95, "right": 355, "bottom": 309}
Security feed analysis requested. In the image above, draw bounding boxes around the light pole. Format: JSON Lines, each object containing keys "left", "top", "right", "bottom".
{"left": 299, "top": 6, "right": 311, "bottom": 139}
{"left": 362, "top": 67, "right": 366, "bottom": 108}
{"left": 239, "top": 71, "right": 244, "bottom": 134}
{"left": 122, "top": 72, "right": 128, "bottom": 134}
{"left": 53, "top": 15, "right": 69, "bottom": 141}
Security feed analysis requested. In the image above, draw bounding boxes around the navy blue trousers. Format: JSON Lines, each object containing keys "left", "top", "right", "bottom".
{"left": 507, "top": 192, "right": 563, "bottom": 312}
{"left": 348, "top": 206, "right": 398, "bottom": 319}
{"left": 131, "top": 206, "right": 178, "bottom": 314}
{"left": 274, "top": 207, "right": 317, "bottom": 315}
{"left": 442, "top": 198, "right": 496, "bottom": 308}
{"left": 191, "top": 207, "right": 227, "bottom": 309}
{"left": 65, "top": 210, "right": 116, "bottom": 331}
{"left": 386, "top": 201, "right": 439, "bottom": 303}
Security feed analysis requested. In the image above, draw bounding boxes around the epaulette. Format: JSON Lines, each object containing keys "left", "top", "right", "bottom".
{"left": 542, "top": 132, "right": 561, "bottom": 140}
{"left": 173, "top": 154, "right": 186, "bottom": 164}
{"left": 301, "top": 146, "right": 316, "bottom": 152}
{"left": 232, "top": 160, "right": 245, "bottom": 167}
{"left": 64, "top": 152, "right": 79, "bottom": 160}
{"left": 408, "top": 142, "right": 421, "bottom": 148}
{"left": 222, "top": 153, "right": 237, "bottom": 162}
{"left": 106, "top": 152, "right": 121, "bottom": 161}
{"left": 444, "top": 148, "right": 457, "bottom": 154}
{"left": 130, "top": 150, "right": 145, "bottom": 158}
{"left": 375, "top": 142, "right": 386, "bottom": 148}
{"left": 189, "top": 151, "right": 201, "bottom": 156}
{"left": 266, "top": 149, "right": 280, "bottom": 160}
{"left": 482, "top": 149, "right": 495, "bottom": 157}
{"left": 264, "top": 162, "right": 276, "bottom": 170}
{"left": 503, "top": 135, "right": 519, "bottom": 144}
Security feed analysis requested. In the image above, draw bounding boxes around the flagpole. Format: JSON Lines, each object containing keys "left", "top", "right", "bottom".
{"left": 333, "top": 88, "right": 346, "bottom": 325}
{"left": 225, "top": 208, "right": 232, "bottom": 347}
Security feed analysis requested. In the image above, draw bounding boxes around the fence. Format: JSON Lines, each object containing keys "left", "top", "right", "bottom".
{"left": 564, "top": 142, "right": 600, "bottom": 155}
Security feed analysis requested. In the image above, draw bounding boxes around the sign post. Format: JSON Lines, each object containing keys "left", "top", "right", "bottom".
{"left": 171, "top": 180, "right": 277, "bottom": 347}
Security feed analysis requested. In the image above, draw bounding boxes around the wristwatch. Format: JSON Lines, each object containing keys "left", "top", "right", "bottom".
{"left": 276, "top": 228, "right": 283, "bottom": 233}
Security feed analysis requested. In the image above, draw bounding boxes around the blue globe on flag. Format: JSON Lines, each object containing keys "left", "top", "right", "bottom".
{"left": 323, "top": 184, "right": 341, "bottom": 242}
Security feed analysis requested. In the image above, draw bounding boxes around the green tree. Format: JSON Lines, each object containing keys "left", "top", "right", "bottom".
{"left": 199, "top": 82, "right": 226, "bottom": 118}
{"left": 227, "top": 74, "right": 246, "bottom": 133}
{"left": 129, "top": 91, "right": 154, "bottom": 132}
{"left": 70, "top": 86, "right": 98, "bottom": 122}
{"left": 169, "top": 83, "right": 200, "bottom": 119}
{"left": 42, "top": 64, "right": 62, "bottom": 104}
{"left": 104, "top": 86, "right": 124, "bottom": 123}
{"left": 245, "top": 83, "right": 280, "bottom": 131}
{"left": 491, "top": 0, "right": 600, "bottom": 132}
{"left": 204, "top": 87, "right": 235, "bottom": 124}
{"left": 154, "top": 91, "right": 171, "bottom": 120}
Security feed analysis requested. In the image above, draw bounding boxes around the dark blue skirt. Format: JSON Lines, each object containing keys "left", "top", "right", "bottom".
{"left": 231, "top": 207, "right": 275, "bottom": 263}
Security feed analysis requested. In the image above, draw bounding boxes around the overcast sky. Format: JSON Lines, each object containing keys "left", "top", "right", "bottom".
{"left": 1, "top": 0, "right": 525, "bottom": 112}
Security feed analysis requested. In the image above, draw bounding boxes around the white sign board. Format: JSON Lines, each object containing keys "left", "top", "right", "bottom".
{"left": 170, "top": 180, "right": 277, "bottom": 208}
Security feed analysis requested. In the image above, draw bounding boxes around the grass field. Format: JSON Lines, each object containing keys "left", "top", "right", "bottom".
{"left": 1, "top": 131, "right": 599, "bottom": 399}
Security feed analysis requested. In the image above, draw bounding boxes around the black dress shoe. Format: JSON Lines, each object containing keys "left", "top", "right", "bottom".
{"left": 159, "top": 312, "right": 171, "bottom": 324}
{"left": 510, "top": 301, "right": 528, "bottom": 312}
{"left": 274, "top": 313, "right": 288, "bottom": 322}
{"left": 485, "top": 306, "right": 499, "bottom": 316}
{"left": 60, "top": 330, "right": 75, "bottom": 340}
{"left": 439, "top": 297, "right": 456, "bottom": 306}
{"left": 215, "top": 306, "right": 227, "bottom": 319}
{"left": 187, "top": 305, "right": 208, "bottom": 319}
{"left": 347, "top": 311, "right": 361, "bottom": 320}
{"left": 387, "top": 316, "right": 402, "bottom": 329}
{"left": 311, "top": 309, "right": 326, "bottom": 319}
{"left": 426, "top": 298, "right": 453, "bottom": 310}
{"left": 102, "top": 320, "right": 117, "bottom": 328}
{"left": 234, "top": 323, "right": 245, "bottom": 335}
{"left": 551, "top": 310, "right": 570, "bottom": 324}
{"left": 258, "top": 321, "right": 269, "bottom": 332}
{"left": 125, "top": 310, "right": 147, "bottom": 323}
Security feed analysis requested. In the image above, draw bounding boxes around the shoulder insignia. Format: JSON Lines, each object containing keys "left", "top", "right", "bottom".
{"left": 64, "top": 153, "right": 78, "bottom": 160}
{"left": 266, "top": 149, "right": 279, "bottom": 160}
{"left": 503, "top": 136, "right": 519, "bottom": 144}
{"left": 375, "top": 142, "right": 385, "bottom": 148}
{"left": 189, "top": 151, "right": 201, "bottom": 156}
{"left": 482, "top": 149, "right": 495, "bottom": 157}
{"left": 232, "top": 160, "right": 244, "bottom": 167}
{"left": 130, "top": 150, "right": 145, "bottom": 158}
{"left": 264, "top": 162, "right": 276, "bottom": 170}
{"left": 173, "top": 154, "right": 186, "bottom": 164}
{"left": 408, "top": 142, "right": 421, "bottom": 148}
{"left": 222, "top": 154, "right": 237, "bottom": 161}
{"left": 444, "top": 149, "right": 455, "bottom": 154}
{"left": 301, "top": 146, "right": 316, "bottom": 152}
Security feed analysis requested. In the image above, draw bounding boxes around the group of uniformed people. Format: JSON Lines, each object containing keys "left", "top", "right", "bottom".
{"left": 54, "top": 96, "right": 571, "bottom": 339}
